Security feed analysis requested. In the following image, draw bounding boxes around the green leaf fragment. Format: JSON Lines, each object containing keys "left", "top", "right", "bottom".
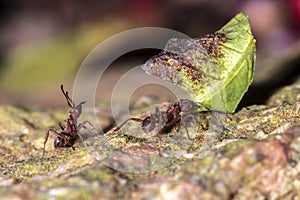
{"left": 141, "top": 13, "right": 256, "bottom": 113}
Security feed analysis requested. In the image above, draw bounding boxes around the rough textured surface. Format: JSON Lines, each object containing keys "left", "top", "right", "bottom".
{"left": 0, "top": 77, "right": 300, "bottom": 199}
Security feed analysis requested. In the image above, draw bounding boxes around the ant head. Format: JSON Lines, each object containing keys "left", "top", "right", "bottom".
{"left": 76, "top": 101, "right": 86, "bottom": 111}
{"left": 54, "top": 136, "right": 66, "bottom": 149}
{"left": 141, "top": 116, "right": 155, "bottom": 133}
{"left": 71, "top": 101, "right": 86, "bottom": 118}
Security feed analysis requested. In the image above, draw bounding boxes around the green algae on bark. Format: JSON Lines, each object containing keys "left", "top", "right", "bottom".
{"left": 132, "top": 126, "right": 300, "bottom": 199}
{"left": 224, "top": 78, "right": 300, "bottom": 140}
{"left": 0, "top": 77, "right": 300, "bottom": 199}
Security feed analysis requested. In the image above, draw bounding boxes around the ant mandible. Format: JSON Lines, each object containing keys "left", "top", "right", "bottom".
{"left": 111, "top": 99, "right": 202, "bottom": 140}
{"left": 42, "top": 84, "right": 95, "bottom": 158}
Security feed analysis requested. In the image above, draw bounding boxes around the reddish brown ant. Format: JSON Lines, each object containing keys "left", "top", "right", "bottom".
{"left": 110, "top": 99, "right": 203, "bottom": 140}
{"left": 42, "top": 84, "right": 96, "bottom": 158}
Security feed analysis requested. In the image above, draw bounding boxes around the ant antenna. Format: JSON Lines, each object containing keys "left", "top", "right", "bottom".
{"left": 60, "top": 84, "right": 75, "bottom": 107}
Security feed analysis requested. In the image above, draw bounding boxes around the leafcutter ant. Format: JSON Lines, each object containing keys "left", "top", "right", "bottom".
{"left": 110, "top": 99, "right": 203, "bottom": 140}
{"left": 42, "top": 84, "right": 95, "bottom": 158}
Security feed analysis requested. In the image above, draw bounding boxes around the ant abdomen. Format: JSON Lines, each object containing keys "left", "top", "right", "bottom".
{"left": 54, "top": 137, "right": 65, "bottom": 149}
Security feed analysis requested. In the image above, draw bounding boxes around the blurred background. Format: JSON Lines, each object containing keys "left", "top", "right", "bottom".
{"left": 0, "top": 0, "right": 299, "bottom": 108}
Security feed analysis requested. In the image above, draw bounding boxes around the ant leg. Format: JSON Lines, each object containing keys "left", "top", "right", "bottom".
{"left": 156, "top": 112, "right": 170, "bottom": 157}
{"left": 182, "top": 113, "right": 201, "bottom": 140}
{"left": 157, "top": 133, "right": 165, "bottom": 157}
{"left": 102, "top": 118, "right": 144, "bottom": 144}
{"left": 183, "top": 111, "right": 208, "bottom": 140}
{"left": 77, "top": 120, "right": 99, "bottom": 146}
{"left": 112, "top": 118, "right": 143, "bottom": 133}
{"left": 42, "top": 128, "right": 60, "bottom": 159}
{"left": 58, "top": 122, "right": 65, "bottom": 130}
{"left": 156, "top": 108, "right": 164, "bottom": 132}
{"left": 78, "top": 120, "right": 97, "bottom": 135}
{"left": 189, "top": 113, "right": 207, "bottom": 131}
{"left": 184, "top": 126, "right": 196, "bottom": 140}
